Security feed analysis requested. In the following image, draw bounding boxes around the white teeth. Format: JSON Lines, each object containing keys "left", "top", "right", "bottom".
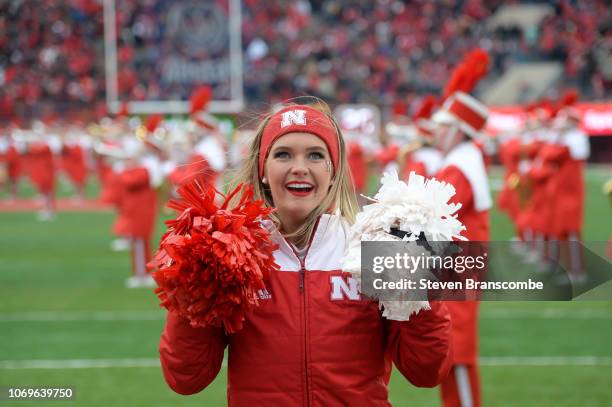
{"left": 287, "top": 183, "right": 312, "bottom": 189}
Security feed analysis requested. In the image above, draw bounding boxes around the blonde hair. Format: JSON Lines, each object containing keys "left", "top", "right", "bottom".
{"left": 231, "top": 97, "right": 358, "bottom": 248}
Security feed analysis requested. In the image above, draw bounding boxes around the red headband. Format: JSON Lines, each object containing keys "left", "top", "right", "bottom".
{"left": 258, "top": 105, "right": 340, "bottom": 178}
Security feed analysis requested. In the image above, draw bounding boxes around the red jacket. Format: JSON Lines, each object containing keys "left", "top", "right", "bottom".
{"left": 117, "top": 167, "right": 157, "bottom": 238}
{"left": 27, "top": 142, "right": 55, "bottom": 195}
{"left": 497, "top": 137, "right": 522, "bottom": 221}
{"left": 550, "top": 129, "right": 589, "bottom": 237}
{"left": 0, "top": 143, "right": 21, "bottom": 180}
{"left": 551, "top": 154, "right": 584, "bottom": 236}
{"left": 401, "top": 151, "right": 426, "bottom": 180}
{"left": 159, "top": 215, "right": 453, "bottom": 406}
{"left": 436, "top": 142, "right": 491, "bottom": 242}
{"left": 61, "top": 144, "right": 87, "bottom": 188}
{"left": 525, "top": 142, "right": 564, "bottom": 236}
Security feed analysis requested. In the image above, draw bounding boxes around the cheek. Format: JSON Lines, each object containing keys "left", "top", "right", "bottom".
{"left": 265, "top": 160, "right": 285, "bottom": 184}
{"left": 314, "top": 168, "right": 333, "bottom": 193}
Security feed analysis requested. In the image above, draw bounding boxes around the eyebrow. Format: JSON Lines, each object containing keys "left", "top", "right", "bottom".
{"left": 272, "top": 145, "right": 327, "bottom": 152}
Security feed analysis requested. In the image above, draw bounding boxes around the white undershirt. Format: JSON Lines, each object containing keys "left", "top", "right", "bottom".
{"left": 291, "top": 244, "right": 308, "bottom": 261}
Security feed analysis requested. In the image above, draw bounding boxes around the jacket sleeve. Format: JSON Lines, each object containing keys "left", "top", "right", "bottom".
{"left": 528, "top": 161, "right": 554, "bottom": 183}
{"left": 159, "top": 311, "right": 227, "bottom": 395}
{"left": 437, "top": 165, "right": 473, "bottom": 221}
{"left": 385, "top": 301, "right": 453, "bottom": 387}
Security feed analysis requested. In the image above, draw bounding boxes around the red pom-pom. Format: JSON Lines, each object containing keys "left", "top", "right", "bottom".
{"left": 149, "top": 178, "right": 280, "bottom": 334}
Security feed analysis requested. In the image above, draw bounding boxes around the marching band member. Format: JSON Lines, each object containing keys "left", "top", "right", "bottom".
{"left": 122, "top": 115, "right": 166, "bottom": 288}
{"left": 61, "top": 123, "right": 90, "bottom": 201}
{"left": 95, "top": 116, "right": 137, "bottom": 252}
{"left": 521, "top": 106, "right": 557, "bottom": 264}
{"left": 22, "top": 121, "right": 62, "bottom": 220}
{"left": 550, "top": 102, "right": 590, "bottom": 282}
{"left": 514, "top": 106, "right": 548, "bottom": 260}
{"left": 432, "top": 91, "right": 491, "bottom": 407}
{"left": 0, "top": 125, "right": 22, "bottom": 199}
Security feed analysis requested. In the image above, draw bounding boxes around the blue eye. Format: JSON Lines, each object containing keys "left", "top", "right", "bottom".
{"left": 309, "top": 151, "right": 325, "bottom": 160}
{"left": 274, "top": 151, "right": 290, "bottom": 159}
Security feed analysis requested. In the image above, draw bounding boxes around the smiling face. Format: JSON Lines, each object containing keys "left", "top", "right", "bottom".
{"left": 263, "top": 132, "right": 334, "bottom": 234}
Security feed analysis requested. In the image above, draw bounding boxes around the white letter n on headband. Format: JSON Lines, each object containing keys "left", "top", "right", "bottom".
{"left": 259, "top": 105, "right": 340, "bottom": 178}
{"left": 280, "top": 110, "right": 307, "bottom": 127}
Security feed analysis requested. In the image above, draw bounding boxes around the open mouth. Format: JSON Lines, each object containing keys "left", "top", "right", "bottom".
{"left": 285, "top": 182, "right": 314, "bottom": 196}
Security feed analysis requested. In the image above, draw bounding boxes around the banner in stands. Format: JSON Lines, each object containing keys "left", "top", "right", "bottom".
{"left": 104, "top": 0, "right": 243, "bottom": 114}
{"left": 487, "top": 102, "right": 612, "bottom": 136}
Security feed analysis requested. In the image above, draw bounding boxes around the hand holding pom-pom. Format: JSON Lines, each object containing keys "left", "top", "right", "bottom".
{"left": 149, "top": 178, "right": 280, "bottom": 334}
{"left": 342, "top": 171, "right": 465, "bottom": 321}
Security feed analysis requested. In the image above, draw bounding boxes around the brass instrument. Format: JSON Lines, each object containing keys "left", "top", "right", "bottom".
{"left": 507, "top": 171, "right": 532, "bottom": 209}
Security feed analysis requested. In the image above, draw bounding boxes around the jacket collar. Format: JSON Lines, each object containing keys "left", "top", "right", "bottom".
{"left": 261, "top": 214, "right": 347, "bottom": 270}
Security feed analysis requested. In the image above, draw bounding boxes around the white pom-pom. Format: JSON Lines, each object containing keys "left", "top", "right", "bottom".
{"left": 341, "top": 170, "right": 466, "bottom": 321}
{"left": 380, "top": 301, "right": 431, "bottom": 321}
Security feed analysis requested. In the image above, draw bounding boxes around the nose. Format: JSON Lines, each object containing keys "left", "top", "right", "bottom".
{"left": 290, "top": 156, "right": 309, "bottom": 176}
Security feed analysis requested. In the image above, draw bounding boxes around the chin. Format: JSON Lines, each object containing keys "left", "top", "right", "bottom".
{"left": 290, "top": 207, "right": 313, "bottom": 219}
{"left": 283, "top": 205, "right": 314, "bottom": 221}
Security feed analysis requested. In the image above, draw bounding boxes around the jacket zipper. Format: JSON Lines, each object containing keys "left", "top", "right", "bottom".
{"left": 299, "top": 265, "right": 305, "bottom": 291}
{"left": 301, "top": 261, "right": 309, "bottom": 407}
{"left": 283, "top": 217, "right": 320, "bottom": 407}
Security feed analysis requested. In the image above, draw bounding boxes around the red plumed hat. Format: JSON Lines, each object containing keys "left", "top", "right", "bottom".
{"left": 145, "top": 114, "right": 164, "bottom": 133}
{"left": 443, "top": 48, "right": 490, "bottom": 99}
{"left": 443, "top": 63, "right": 471, "bottom": 100}
{"left": 190, "top": 86, "right": 213, "bottom": 115}
{"left": 559, "top": 88, "right": 579, "bottom": 108}
{"left": 466, "top": 48, "right": 490, "bottom": 79}
{"left": 412, "top": 95, "right": 437, "bottom": 121}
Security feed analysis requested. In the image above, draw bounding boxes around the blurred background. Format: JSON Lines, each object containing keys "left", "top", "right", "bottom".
{"left": 0, "top": 0, "right": 611, "bottom": 406}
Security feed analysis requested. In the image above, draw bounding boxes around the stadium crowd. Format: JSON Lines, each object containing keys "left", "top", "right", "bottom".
{"left": 0, "top": 0, "right": 610, "bottom": 122}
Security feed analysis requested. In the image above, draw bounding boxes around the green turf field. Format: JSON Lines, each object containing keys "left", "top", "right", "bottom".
{"left": 1, "top": 167, "right": 611, "bottom": 406}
